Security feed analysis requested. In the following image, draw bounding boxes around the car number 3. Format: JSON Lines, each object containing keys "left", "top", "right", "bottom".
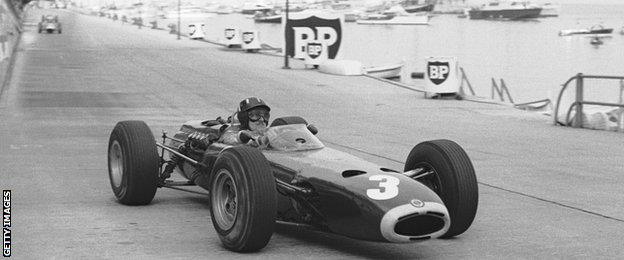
{"left": 366, "top": 175, "right": 400, "bottom": 200}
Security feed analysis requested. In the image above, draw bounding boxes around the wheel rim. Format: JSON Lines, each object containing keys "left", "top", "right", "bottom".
{"left": 212, "top": 169, "right": 238, "bottom": 230}
{"left": 410, "top": 162, "right": 442, "bottom": 194}
{"left": 109, "top": 140, "right": 124, "bottom": 188}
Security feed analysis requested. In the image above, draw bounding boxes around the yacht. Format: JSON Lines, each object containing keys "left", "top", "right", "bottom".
{"left": 468, "top": 1, "right": 542, "bottom": 20}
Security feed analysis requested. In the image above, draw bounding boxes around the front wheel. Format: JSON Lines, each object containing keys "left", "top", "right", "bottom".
{"left": 209, "top": 146, "right": 277, "bottom": 252}
{"left": 108, "top": 120, "right": 159, "bottom": 205}
{"left": 404, "top": 139, "right": 478, "bottom": 238}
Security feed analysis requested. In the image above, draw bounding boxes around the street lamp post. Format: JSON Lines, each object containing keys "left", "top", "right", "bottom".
{"left": 177, "top": 0, "right": 181, "bottom": 40}
{"left": 282, "top": 0, "right": 290, "bottom": 69}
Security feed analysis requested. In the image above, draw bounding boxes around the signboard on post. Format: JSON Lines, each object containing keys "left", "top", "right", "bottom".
{"left": 242, "top": 30, "right": 261, "bottom": 52}
{"left": 304, "top": 41, "right": 327, "bottom": 67}
{"left": 283, "top": 11, "right": 343, "bottom": 60}
{"left": 424, "top": 57, "right": 460, "bottom": 94}
{"left": 188, "top": 23, "right": 205, "bottom": 39}
{"left": 224, "top": 28, "right": 242, "bottom": 47}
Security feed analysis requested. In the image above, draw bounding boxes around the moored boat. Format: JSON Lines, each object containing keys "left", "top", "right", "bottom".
{"left": 254, "top": 14, "right": 281, "bottom": 23}
{"left": 400, "top": 0, "right": 435, "bottom": 13}
{"left": 559, "top": 25, "right": 613, "bottom": 36}
{"left": 468, "top": 1, "right": 542, "bottom": 20}
{"left": 364, "top": 63, "right": 404, "bottom": 79}
{"left": 356, "top": 13, "right": 429, "bottom": 25}
{"left": 241, "top": 2, "right": 273, "bottom": 15}
{"left": 590, "top": 37, "right": 603, "bottom": 45}
{"left": 253, "top": 10, "right": 281, "bottom": 23}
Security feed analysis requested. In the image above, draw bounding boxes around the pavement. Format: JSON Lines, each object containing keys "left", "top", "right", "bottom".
{"left": 1, "top": 8, "right": 623, "bottom": 259}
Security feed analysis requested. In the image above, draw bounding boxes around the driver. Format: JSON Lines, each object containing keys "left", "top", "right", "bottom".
{"left": 219, "top": 97, "right": 271, "bottom": 146}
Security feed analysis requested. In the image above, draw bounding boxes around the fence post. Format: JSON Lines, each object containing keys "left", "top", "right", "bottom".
{"left": 573, "top": 73, "right": 584, "bottom": 128}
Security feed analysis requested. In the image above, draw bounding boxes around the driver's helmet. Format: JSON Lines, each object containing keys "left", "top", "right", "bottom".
{"left": 237, "top": 97, "right": 270, "bottom": 129}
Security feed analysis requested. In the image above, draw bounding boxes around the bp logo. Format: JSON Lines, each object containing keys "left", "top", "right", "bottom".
{"left": 284, "top": 13, "right": 343, "bottom": 59}
{"left": 427, "top": 61, "right": 450, "bottom": 85}
{"left": 307, "top": 42, "right": 323, "bottom": 59}
{"left": 242, "top": 32, "right": 254, "bottom": 44}
{"left": 224, "top": 29, "right": 236, "bottom": 40}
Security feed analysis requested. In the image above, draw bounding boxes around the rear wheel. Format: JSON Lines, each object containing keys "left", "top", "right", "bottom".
{"left": 108, "top": 121, "right": 159, "bottom": 205}
{"left": 404, "top": 139, "right": 478, "bottom": 238}
{"left": 209, "top": 146, "right": 277, "bottom": 252}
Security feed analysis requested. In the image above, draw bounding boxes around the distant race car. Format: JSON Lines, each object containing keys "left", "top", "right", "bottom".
{"left": 38, "top": 15, "right": 62, "bottom": 34}
{"left": 107, "top": 116, "right": 479, "bottom": 252}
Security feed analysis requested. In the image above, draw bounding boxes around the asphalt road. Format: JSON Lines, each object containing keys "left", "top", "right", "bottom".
{"left": 1, "top": 8, "right": 623, "bottom": 259}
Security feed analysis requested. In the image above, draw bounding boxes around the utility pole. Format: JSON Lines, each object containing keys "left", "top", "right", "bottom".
{"left": 282, "top": 0, "right": 290, "bottom": 69}
{"left": 177, "top": 0, "right": 181, "bottom": 40}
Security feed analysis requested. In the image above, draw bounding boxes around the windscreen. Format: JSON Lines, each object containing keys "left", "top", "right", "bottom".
{"left": 266, "top": 124, "right": 324, "bottom": 151}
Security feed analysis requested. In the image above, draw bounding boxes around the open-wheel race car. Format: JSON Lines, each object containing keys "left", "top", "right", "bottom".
{"left": 38, "top": 15, "right": 62, "bottom": 34}
{"left": 107, "top": 116, "right": 478, "bottom": 252}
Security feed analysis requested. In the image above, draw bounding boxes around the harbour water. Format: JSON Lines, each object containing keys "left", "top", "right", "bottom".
{"left": 161, "top": 4, "right": 624, "bottom": 104}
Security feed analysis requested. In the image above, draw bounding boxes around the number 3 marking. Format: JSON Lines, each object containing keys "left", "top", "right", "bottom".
{"left": 366, "top": 175, "right": 400, "bottom": 200}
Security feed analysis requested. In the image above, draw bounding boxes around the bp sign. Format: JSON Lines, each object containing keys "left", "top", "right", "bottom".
{"left": 424, "top": 57, "right": 460, "bottom": 94}
{"left": 242, "top": 30, "right": 261, "bottom": 52}
{"left": 304, "top": 41, "right": 327, "bottom": 67}
{"left": 283, "top": 11, "right": 343, "bottom": 59}
{"left": 223, "top": 28, "right": 242, "bottom": 47}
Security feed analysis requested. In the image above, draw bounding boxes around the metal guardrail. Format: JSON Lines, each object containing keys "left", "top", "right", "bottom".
{"left": 491, "top": 78, "right": 514, "bottom": 103}
{"left": 553, "top": 73, "right": 624, "bottom": 128}
{"left": 459, "top": 67, "right": 476, "bottom": 96}
{"left": 514, "top": 98, "right": 551, "bottom": 111}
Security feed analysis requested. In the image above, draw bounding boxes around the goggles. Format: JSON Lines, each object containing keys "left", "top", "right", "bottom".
{"left": 248, "top": 109, "right": 270, "bottom": 122}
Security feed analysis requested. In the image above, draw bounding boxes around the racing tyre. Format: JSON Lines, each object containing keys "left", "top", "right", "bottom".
{"left": 108, "top": 120, "right": 159, "bottom": 205}
{"left": 404, "top": 139, "right": 478, "bottom": 238}
{"left": 209, "top": 146, "right": 277, "bottom": 252}
{"left": 270, "top": 116, "right": 307, "bottom": 127}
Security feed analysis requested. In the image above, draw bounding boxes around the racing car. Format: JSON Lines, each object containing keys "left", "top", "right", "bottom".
{"left": 107, "top": 116, "right": 478, "bottom": 252}
{"left": 38, "top": 15, "right": 62, "bottom": 34}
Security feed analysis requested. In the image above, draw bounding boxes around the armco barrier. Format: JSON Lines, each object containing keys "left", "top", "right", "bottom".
{"left": 0, "top": 0, "right": 22, "bottom": 95}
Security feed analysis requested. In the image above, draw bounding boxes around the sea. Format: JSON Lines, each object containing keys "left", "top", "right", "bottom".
{"left": 160, "top": 4, "right": 624, "bottom": 105}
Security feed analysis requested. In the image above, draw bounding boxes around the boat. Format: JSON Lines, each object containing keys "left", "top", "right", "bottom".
{"left": 344, "top": 13, "right": 361, "bottom": 22}
{"left": 241, "top": 2, "right": 273, "bottom": 15}
{"left": 559, "top": 25, "right": 613, "bottom": 36}
{"left": 590, "top": 37, "right": 603, "bottom": 45}
{"left": 356, "top": 13, "right": 429, "bottom": 25}
{"left": 468, "top": 1, "right": 542, "bottom": 20}
{"left": 400, "top": 0, "right": 435, "bottom": 13}
{"left": 364, "top": 63, "right": 404, "bottom": 79}
{"left": 253, "top": 10, "right": 281, "bottom": 23}
{"left": 216, "top": 5, "right": 234, "bottom": 14}
{"left": 539, "top": 2, "right": 559, "bottom": 17}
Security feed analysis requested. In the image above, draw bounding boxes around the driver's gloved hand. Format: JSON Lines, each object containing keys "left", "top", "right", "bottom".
{"left": 238, "top": 131, "right": 253, "bottom": 144}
